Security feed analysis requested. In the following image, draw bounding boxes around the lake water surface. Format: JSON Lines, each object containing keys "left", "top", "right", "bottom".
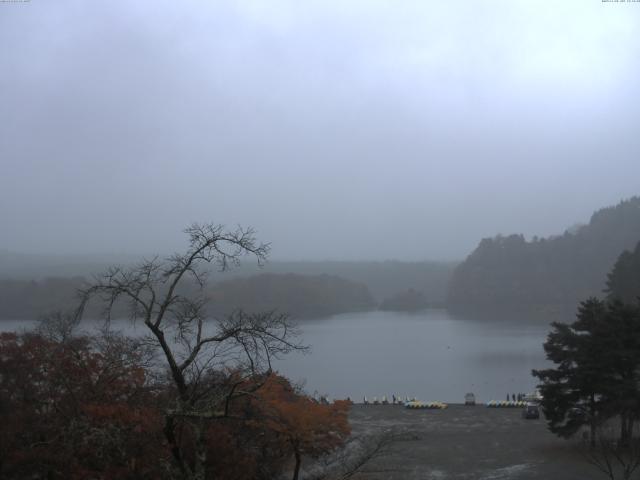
{"left": 1, "top": 309, "right": 555, "bottom": 403}
{"left": 274, "top": 309, "right": 552, "bottom": 404}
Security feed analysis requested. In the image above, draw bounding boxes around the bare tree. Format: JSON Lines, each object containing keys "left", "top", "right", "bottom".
{"left": 36, "top": 310, "right": 81, "bottom": 344}
{"left": 307, "top": 429, "right": 419, "bottom": 480}
{"left": 76, "top": 223, "right": 306, "bottom": 480}
{"left": 582, "top": 423, "right": 640, "bottom": 480}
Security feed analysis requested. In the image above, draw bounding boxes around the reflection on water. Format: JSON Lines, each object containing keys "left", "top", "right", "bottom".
{"left": 273, "top": 309, "right": 554, "bottom": 403}
{"left": 1, "top": 309, "right": 558, "bottom": 403}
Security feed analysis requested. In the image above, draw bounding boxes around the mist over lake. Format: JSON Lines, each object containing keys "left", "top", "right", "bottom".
{"left": 1, "top": 309, "right": 552, "bottom": 403}
{"left": 2, "top": 1, "right": 640, "bottom": 476}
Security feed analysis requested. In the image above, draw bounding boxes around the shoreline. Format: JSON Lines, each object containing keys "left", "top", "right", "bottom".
{"left": 347, "top": 404, "right": 599, "bottom": 479}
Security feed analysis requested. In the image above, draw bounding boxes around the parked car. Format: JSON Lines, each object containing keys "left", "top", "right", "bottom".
{"left": 464, "top": 392, "right": 476, "bottom": 405}
{"left": 522, "top": 403, "right": 540, "bottom": 419}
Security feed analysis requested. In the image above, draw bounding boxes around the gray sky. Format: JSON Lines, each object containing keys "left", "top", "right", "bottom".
{"left": 1, "top": 0, "right": 639, "bottom": 261}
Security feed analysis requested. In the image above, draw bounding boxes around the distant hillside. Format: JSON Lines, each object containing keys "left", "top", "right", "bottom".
{"left": 208, "top": 273, "right": 375, "bottom": 319}
{"left": 0, "top": 277, "right": 84, "bottom": 320}
{"left": 0, "top": 251, "right": 142, "bottom": 280}
{"left": 225, "top": 260, "right": 456, "bottom": 304}
{"left": 0, "top": 273, "right": 375, "bottom": 321}
{"left": 379, "top": 288, "right": 429, "bottom": 312}
{"left": 0, "top": 252, "right": 456, "bottom": 306}
{"left": 447, "top": 197, "right": 640, "bottom": 311}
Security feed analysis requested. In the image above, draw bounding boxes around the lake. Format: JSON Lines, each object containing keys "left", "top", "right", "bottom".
{"left": 0, "top": 309, "right": 558, "bottom": 403}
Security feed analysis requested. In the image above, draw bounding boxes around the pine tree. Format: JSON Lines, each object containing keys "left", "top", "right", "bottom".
{"left": 533, "top": 299, "right": 640, "bottom": 447}
{"left": 533, "top": 298, "right": 608, "bottom": 446}
{"left": 606, "top": 241, "right": 640, "bottom": 304}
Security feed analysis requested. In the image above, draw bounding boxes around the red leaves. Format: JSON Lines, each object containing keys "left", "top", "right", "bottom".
{"left": 0, "top": 334, "right": 351, "bottom": 479}
{"left": 0, "top": 332, "right": 164, "bottom": 479}
{"left": 253, "top": 374, "right": 351, "bottom": 457}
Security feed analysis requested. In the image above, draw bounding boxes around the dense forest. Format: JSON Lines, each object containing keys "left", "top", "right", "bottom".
{"left": 0, "top": 273, "right": 374, "bottom": 321}
{"left": 0, "top": 254, "right": 455, "bottom": 303}
{"left": 447, "top": 197, "right": 640, "bottom": 311}
{"left": 0, "top": 258, "right": 454, "bottom": 320}
{"left": 0, "top": 277, "right": 84, "bottom": 320}
{"left": 208, "top": 273, "right": 375, "bottom": 319}
{"left": 379, "top": 288, "right": 430, "bottom": 312}
{"left": 242, "top": 260, "right": 455, "bottom": 304}
{"left": 606, "top": 239, "right": 640, "bottom": 304}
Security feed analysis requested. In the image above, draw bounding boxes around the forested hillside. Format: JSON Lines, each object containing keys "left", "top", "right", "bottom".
{"left": 379, "top": 288, "right": 430, "bottom": 312}
{"left": 0, "top": 277, "right": 83, "bottom": 319}
{"left": 606, "top": 240, "right": 640, "bottom": 303}
{"left": 0, "top": 255, "right": 455, "bottom": 307}
{"left": 247, "top": 261, "right": 455, "bottom": 304}
{"left": 447, "top": 197, "right": 640, "bottom": 310}
{"left": 0, "top": 273, "right": 375, "bottom": 321}
{"left": 208, "top": 273, "right": 375, "bottom": 319}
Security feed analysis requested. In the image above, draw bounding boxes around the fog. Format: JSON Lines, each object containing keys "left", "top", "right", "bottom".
{"left": 1, "top": 0, "right": 639, "bottom": 260}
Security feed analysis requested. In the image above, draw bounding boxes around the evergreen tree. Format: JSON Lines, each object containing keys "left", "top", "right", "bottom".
{"left": 606, "top": 241, "right": 640, "bottom": 304}
{"left": 532, "top": 298, "right": 608, "bottom": 446}
{"left": 597, "top": 301, "right": 640, "bottom": 445}
{"left": 533, "top": 299, "right": 640, "bottom": 446}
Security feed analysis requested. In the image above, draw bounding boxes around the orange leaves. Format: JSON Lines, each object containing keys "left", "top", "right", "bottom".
{"left": 0, "top": 331, "right": 164, "bottom": 479}
{"left": 0, "top": 332, "right": 350, "bottom": 479}
{"left": 253, "top": 374, "right": 351, "bottom": 457}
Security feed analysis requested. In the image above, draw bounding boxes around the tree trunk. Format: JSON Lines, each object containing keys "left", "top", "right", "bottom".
{"left": 193, "top": 421, "right": 207, "bottom": 480}
{"left": 589, "top": 394, "right": 597, "bottom": 448}
{"left": 292, "top": 447, "right": 302, "bottom": 480}
{"left": 620, "top": 413, "right": 632, "bottom": 447}
{"left": 164, "top": 415, "right": 189, "bottom": 477}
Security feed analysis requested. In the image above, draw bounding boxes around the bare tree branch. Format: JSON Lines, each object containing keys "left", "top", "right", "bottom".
{"left": 74, "top": 223, "right": 304, "bottom": 480}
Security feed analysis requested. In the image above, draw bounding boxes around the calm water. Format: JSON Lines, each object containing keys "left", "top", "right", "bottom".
{"left": 274, "top": 310, "right": 551, "bottom": 403}
{"left": 0, "top": 309, "right": 553, "bottom": 403}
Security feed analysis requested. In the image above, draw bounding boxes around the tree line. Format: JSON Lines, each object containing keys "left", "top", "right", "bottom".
{"left": 0, "top": 270, "right": 441, "bottom": 321}
{"left": 0, "top": 273, "right": 374, "bottom": 321}
{"left": 534, "top": 240, "right": 640, "bottom": 479}
{"left": 0, "top": 253, "right": 456, "bottom": 313}
{"left": 448, "top": 197, "right": 640, "bottom": 311}
{"left": 208, "top": 273, "right": 375, "bottom": 319}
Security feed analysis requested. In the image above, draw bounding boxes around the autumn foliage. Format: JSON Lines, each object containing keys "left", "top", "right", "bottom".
{"left": 254, "top": 375, "right": 351, "bottom": 478}
{"left": 0, "top": 332, "right": 351, "bottom": 479}
{"left": 1, "top": 225, "right": 352, "bottom": 479}
{"left": 0, "top": 331, "right": 164, "bottom": 479}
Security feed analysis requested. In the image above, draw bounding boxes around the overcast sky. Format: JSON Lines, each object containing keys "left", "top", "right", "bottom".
{"left": 1, "top": 0, "right": 639, "bottom": 261}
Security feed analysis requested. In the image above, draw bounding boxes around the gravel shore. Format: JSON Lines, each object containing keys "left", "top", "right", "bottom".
{"left": 348, "top": 404, "right": 602, "bottom": 480}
